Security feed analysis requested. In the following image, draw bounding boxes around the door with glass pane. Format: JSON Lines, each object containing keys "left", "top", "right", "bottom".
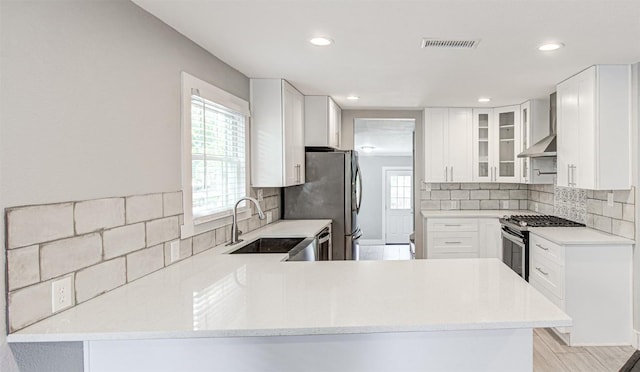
{"left": 472, "top": 109, "right": 493, "bottom": 182}
{"left": 385, "top": 169, "right": 413, "bottom": 244}
{"left": 494, "top": 106, "right": 521, "bottom": 182}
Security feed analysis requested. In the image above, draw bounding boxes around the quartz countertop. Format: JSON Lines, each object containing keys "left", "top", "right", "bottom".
{"left": 9, "top": 248, "right": 570, "bottom": 343}
{"left": 421, "top": 210, "right": 539, "bottom": 219}
{"left": 530, "top": 227, "right": 634, "bottom": 245}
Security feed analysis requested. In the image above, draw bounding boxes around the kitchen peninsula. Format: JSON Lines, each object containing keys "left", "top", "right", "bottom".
{"left": 8, "top": 221, "right": 570, "bottom": 372}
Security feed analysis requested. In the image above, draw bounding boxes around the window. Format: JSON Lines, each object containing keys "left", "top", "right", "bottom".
{"left": 389, "top": 175, "right": 412, "bottom": 210}
{"left": 181, "top": 72, "right": 251, "bottom": 237}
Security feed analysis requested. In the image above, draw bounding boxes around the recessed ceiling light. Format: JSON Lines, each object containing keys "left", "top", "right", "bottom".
{"left": 347, "top": 95, "right": 359, "bottom": 100}
{"left": 360, "top": 146, "right": 375, "bottom": 153}
{"left": 538, "top": 42, "right": 564, "bottom": 51}
{"left": 478, "top": 97, "right": 491, "bottom": 103}
{"left": 310, "top": 37, "right": 334, "bottom": 46}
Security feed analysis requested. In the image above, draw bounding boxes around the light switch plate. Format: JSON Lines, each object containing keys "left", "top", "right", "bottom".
{"left": 51, "top": 276, "right": 73, "bottom": 313}
{"left": 607, "top": 193, "right": 614, "bottom": 207}
{"left": 170, "top": 240, "right": 180, "bottom": 262}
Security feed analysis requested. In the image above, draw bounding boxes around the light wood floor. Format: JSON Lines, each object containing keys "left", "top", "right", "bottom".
{"left": 534, "top": 328, "right": 636, "bottom": 371}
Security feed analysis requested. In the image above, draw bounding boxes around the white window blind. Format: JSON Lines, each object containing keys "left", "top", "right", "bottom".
{"left": 190, "top": 94, "right": 247, "bottom": 219}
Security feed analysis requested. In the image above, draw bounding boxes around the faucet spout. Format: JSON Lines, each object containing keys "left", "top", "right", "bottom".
{"left": 226, "top": 196, "right": 266, "bottom": 246}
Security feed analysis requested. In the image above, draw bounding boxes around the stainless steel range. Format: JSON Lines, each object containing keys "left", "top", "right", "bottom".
{"left": 498, "top": 215, "right": 584, "bottom": 281}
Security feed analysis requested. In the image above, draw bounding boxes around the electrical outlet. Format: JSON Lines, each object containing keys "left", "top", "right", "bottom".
{"left": 266, "top": 211, "right": 273, "bottom": 224}
{"left": 534, "top": 203, "right": 539, "bottom": 212}
{"left": 424, "top": 182, "right": 431, "bottom": 192}
{"left": 257, "top": 189, "right": 264, "bottom": 201}
{"left": 170, "top": 240, "right": 180, "bottom": 262}
{"left": 51, "top": 276, "right": 73, "bottom": 313}
{"left": 502, "top": 200, "right": 509, "bottom": 209}
{"left": 607, "top": 192, "right": 614, "bottom": 207}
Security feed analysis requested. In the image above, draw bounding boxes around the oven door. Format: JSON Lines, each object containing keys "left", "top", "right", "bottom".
{"left": 501, "top": 229, "right": 527, "bottom": 280}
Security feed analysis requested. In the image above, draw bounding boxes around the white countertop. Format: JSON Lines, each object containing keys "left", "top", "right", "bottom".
{"left": 9, "top": 236, "right": 571, "bottom": 343}
{"left": 530, "top": 227, "right": 635, "bottom": 245}
{"left": 421, "top": 210, "right": 538, "bottom": 218}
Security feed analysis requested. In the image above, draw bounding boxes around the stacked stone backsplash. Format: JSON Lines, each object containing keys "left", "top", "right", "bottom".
{"left": 5, "top": 187, "right": 280, "bottom": 332}
{"left": 420, "top": 183, "right": 529, "bottom": 210}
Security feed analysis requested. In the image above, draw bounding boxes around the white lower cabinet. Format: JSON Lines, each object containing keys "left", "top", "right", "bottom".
{"left": 528, "top": 233, "right": 632, "bottom": 345}
{"left": 424, "top": 217, "right": 500, "bottom": 259}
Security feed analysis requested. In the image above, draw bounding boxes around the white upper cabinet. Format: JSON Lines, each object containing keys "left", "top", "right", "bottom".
{"left": 250, "top": 79, "right": 305, "bottom": 187}
{"left": 424, "top": 108, "right": 473, "bottom": 183}
{"left": 520, "top": 99, "right": 554, "bottom": 184}
{"left": 557, "top": 65, "right": 631, "bottom": 190}
{"left": 304, "top": 96, "right": 341, "bottom": 149}
{"left": 472, "top": 106, "right": 521, "bottom": 182}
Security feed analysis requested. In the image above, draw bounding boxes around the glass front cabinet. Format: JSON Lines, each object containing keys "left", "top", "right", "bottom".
{"left": 472, "top": 106, "right": 521, "bottom": 183}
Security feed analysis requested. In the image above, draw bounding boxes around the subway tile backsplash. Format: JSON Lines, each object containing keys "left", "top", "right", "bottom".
{"left": 421, "top": 183, "right": 528, "bottom": 211}
{"left": 5, "top": 187, "right": 281, "bottom": 332}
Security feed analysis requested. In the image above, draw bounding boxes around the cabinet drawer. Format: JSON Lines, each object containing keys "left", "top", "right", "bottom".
{"left": 530, "top": 254, "right": 564, "bottom": 299}
{"left": 530, "top": 276, "right": 565, "bottom": 310}
{"left": 427, "top": 218, "right": 478, "bottom": 232}
{"left": 428, "top": 232, "right": 478, "bottom": 259}
{"left": 530, "top": 233, "right": 564, "bottom": 265}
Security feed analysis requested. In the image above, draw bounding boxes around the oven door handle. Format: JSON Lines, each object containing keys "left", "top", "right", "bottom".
{"left": 501, "top": 230, "right": 525, "bottom": 248}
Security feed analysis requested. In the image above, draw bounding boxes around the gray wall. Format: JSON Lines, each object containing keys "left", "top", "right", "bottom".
{"left": 359, "top": 156, "right": 413, "bottom": 241}
{"left": 0, "top": 0, "right": 249, "bottom": 370}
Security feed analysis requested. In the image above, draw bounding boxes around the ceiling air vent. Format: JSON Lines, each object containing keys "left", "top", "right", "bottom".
{"left": 421, "top": 38, "right": 480, "bottom": 49}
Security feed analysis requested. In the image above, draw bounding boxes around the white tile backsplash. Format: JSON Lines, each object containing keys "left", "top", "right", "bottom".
{"left": 75, "top": 258, "right": 126, "bottom": 303}
{"left": 126, "top": 245, "right": 165, "bottom": 282}
{"left": 126, "top": 194, "right": 163, "bottom": 224}
{"left": 7, "top": 245, "right": 40, "bottom": 291}
{"left": 146, "top": 216, "right": 179, "bottom": 247}
{"left": 74, "top": 197, "right": 125, "bottom": 234}
{"left": 192, "top": 230, "right": 215, "bottom": 255}
{"left": 7, "top": 203, "right": 74, "bottom": 249}
{"left": 103, "top": 223, "right": 146, "bottom": 259}
{"left": 162, "top": 191, "right": 183, "bottom": 217}
{"left": 8, "top": 276, "right": 75, "bottom": 332}
{"left": 40, "top": 233, "right": 102, "bottom": 280}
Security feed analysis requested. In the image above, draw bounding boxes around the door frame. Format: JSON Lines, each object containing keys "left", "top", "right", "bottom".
{"left": 381, "top": 166, "right": 414, "bottom": 245}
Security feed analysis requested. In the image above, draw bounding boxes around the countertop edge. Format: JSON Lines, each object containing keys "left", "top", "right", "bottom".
{"left": 530, "top": 228, "right": 635, "bottom": 246}
{"left": 7, "top": 319, "right": 572, "bottom": 343}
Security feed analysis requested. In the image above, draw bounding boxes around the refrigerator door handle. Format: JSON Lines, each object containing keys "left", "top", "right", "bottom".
{"left": 355, "top": 163, "right": 363, "bottom": 214}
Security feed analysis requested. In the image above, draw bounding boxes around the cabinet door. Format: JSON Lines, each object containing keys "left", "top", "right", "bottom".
{"left": 283, "top": 82, "right": 304, "bottom": 186}
{"left": 575, "top": 68, "right": 596, "bottom": 189}
{"left": 424, "top": 108, "right": 448, "bottom": 182}
{"left": 328, "top": 98, "right": 341, "bottom": 148}
{"left": 520, "top": 102, "right": 531, "bottom": 184}
{"left": 447, "top": 108, "right": 473, "bottom": 182}
{"left": 472, "top": 109, "right": 493, "bottom": 182}
{"left": 557, "top": 81, "right": 578, "bottom": 187}
{"left": 494, "top": 106, "right": 521, "bottom": 182}
{"left": 478, "top": 218, "right": 501, "bottom": 259}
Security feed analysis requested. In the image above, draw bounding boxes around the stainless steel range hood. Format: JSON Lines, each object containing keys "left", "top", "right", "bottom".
{"left": 517, "top": 92, "right": 557, "bottom": 158}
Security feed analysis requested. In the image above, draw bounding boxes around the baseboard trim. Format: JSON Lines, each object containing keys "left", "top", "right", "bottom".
{"left": 359, "top": 239, "right": 385, "bottom": 246}
{"left": 633, "top": 329, "right": 640, "bottom": 349}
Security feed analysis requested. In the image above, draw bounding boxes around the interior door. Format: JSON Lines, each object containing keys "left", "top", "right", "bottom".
{"left": 385, "top": 169, "right": 413, "bottom": 244}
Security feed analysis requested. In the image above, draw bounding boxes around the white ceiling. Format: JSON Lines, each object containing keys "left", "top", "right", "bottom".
{"left": 354, "top": 119, "right": 415, "bottom": 156}
{"left": 133, "top": 0, "right": 640, "bottom": 109}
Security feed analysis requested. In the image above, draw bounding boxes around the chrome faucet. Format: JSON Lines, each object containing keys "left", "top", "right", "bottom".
{"left": 226, "top": 196, "right": 266, "bottom": 246}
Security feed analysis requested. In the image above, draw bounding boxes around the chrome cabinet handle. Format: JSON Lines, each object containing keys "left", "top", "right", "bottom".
{"left": 536, "top": 243, "right": 549, "bottom": 251}
{"left": 445, "top": 166, "right": 448, "bottom": 182}
{"left": 444, "top": 224, "right": 461, "bottom": 227}
{"left": 535, "top": 267, "right": 549, "bottom": 276}
{"left": 451, "top": 166, "right": 454, "bottom": 181}
{"left": 444, "top": 241, "right": 462, "bottom": 244}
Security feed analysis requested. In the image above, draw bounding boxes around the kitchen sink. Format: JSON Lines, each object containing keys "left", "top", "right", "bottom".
{"left": 229, "top": 237, "right": 306, "bottom": 254}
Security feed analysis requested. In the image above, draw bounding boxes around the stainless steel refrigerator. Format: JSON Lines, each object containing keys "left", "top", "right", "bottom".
{"left": 284, "top": 150, "right": 362, "bottom": 260}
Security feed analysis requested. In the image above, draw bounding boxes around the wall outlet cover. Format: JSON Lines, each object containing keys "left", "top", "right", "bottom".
{"left": 51, "top": 276, "right": 73, "bottom": 313}
{"left": 170, "top": 240, "right": 180, "bottom": 262}
{"left": 607, "top": 192, "right": 614, "bottom": 207}
{"left": 424, "top": 182, "right": 431, "bottom": 192}
{"left": 534, "top": 203, "right": 539, "bottom": 212}
{"left": 502, "top": 200, "right": 509, "bottom": 209}
{"left": 266, "top": 211, "right": 273, "bottom": 224}
{"left": 257, "top": 189, "right": 264, "bottom": 201}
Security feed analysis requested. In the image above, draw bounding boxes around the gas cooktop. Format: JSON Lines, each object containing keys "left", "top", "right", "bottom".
{"left": 499, "top": 215, "right": 585, "bottom": 230}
